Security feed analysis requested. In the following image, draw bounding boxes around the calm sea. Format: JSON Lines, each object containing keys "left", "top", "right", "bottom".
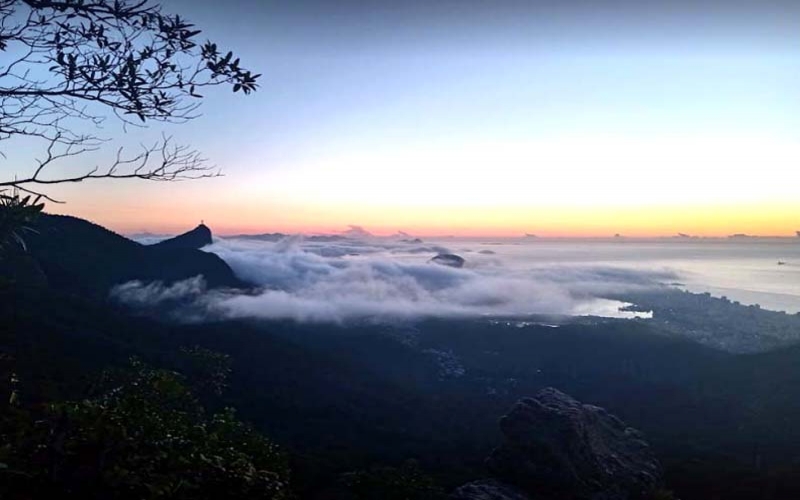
{"left": 432, "top": 238, "right": 800, "bottom": 314}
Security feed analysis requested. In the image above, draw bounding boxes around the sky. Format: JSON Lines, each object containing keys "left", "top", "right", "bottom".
{"left": 20, "top": 0, "right": 800, "bottom": 236}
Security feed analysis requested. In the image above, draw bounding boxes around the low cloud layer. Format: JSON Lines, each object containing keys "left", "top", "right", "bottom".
{"left": 112, "top": 235, "right": 674, "bottom": 323}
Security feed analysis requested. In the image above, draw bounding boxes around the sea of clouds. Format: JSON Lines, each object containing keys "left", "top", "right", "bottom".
{"left": 114, "top": 235, "right": 674, "bottom": 323}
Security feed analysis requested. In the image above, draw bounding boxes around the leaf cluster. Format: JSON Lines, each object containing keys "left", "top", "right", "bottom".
{"left": 0, "top": 191, "right": 44, "bottom": 253}
{"left": 335, "top": 461, "right": 446, "bottom": 500}
{"left": 1, "top": 0, "right": 260, "bottom": 126}
{"left": 0, "top": 357, "right": 289, "bottom": 500}
{"left": 0, "top": 0, "right": 260, "bottom": 199}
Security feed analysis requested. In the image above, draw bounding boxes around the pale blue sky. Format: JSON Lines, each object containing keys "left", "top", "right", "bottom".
{"left": 30, "top": 0, "right": 800, "bottom": 234}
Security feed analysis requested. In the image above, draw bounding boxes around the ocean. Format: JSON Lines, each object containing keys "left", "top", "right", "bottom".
{"left": 134, "top": 232, "right": 800, "bottom": 320}
{"left": 435, "top": 238, "right": 800, "bottom": 314}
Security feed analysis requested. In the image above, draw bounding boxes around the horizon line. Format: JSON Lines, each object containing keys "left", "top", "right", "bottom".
{"left": 127, "top": 226, "right": 800, "bottom": 241}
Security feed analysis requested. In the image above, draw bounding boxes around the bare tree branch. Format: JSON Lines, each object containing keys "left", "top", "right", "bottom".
{"left": 0, "top": 134, "right": 219, "bottom": 190}
{"left": 0, "top": 0, "right": 258, "bottom": 200}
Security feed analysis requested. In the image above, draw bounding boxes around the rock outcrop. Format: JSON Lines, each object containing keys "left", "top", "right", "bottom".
{"left": 152, "top": 223, "right": 212, "bottom": 249}
{"left": 430, "top": 253, "right": 466, "bottom": 268}
{"left": 452, "top": 388, "right": 662, "bottom": 500}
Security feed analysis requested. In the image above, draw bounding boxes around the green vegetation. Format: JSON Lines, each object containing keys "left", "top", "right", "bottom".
{"left": 334, "top": 461, "right": 446, "bottom": 500}
{"left": 0, "top": 358, "right": 289, "bottom": 500}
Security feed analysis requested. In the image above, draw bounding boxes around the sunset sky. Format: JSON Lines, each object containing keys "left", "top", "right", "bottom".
{"left": 35, "top": 0, "right": 800, "bottom": 237}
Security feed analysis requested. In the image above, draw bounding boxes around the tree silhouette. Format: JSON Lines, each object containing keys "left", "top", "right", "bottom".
{"left": 0, "top": 0, "right": 260, "bottom": 203}
{"left": 0, "top": 191, "right": 43, "bottom": 252}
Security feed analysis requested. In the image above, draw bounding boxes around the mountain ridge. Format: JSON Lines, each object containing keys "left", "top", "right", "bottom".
{"left": 8, "top": 214, "right": 247, "bottom": 296}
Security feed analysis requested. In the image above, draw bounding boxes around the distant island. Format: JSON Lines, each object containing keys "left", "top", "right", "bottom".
{"left": 429, "top": 253, "right": 466, "bottom": 268}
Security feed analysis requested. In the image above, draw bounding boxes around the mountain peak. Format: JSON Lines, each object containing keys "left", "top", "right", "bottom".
{"left": 153, "top": 223, "right": 213, "bottom": 250}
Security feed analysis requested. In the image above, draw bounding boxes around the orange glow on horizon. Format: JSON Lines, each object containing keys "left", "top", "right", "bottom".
{"left": 39, "top": 131, "right": 800, "bottom": 239}
{"left": 51, "top": 199, "right": 800, "bottom": 239}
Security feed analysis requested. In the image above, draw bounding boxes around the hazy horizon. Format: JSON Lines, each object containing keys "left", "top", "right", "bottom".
{"left": 131, "top": 223, "right": 800, "bottom": 240}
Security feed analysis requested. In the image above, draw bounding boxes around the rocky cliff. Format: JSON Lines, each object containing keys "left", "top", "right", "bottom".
{"left": 453, "top": 388, "right": 663, "bottom": 500}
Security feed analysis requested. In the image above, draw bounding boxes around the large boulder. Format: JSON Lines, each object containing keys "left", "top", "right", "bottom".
{"left": 485, "top": 388, "right": 662, "bottom": 500}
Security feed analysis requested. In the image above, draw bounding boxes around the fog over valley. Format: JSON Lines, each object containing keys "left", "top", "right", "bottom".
{"left": 116, "top": 232, "right": 800, "bottom": 354}
{"left": 119, "top": 234, "right": 667, "bottom": 322}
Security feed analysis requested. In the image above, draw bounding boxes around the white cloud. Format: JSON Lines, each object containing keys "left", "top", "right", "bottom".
{"left": 110, "top": 275, "right": 207, "bottom": 306}
{"left": 111, "top": 236, "right": 670, "bottom": 323}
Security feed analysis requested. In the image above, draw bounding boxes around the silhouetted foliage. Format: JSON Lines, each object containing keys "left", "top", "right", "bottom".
{"left": 178, "top": 345, "right": 232, "bottom": 398}
{"left": 334, "top": 461, "right": 446, "bottom": 500}
{"left": 0, "top": 191, "right": 43, "bottom": 252}
{"left": 0, "top": 0, "right": 260, "bottom": 201}
{"left": 0, "top": 358, "right": 289, "bottom": 500}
